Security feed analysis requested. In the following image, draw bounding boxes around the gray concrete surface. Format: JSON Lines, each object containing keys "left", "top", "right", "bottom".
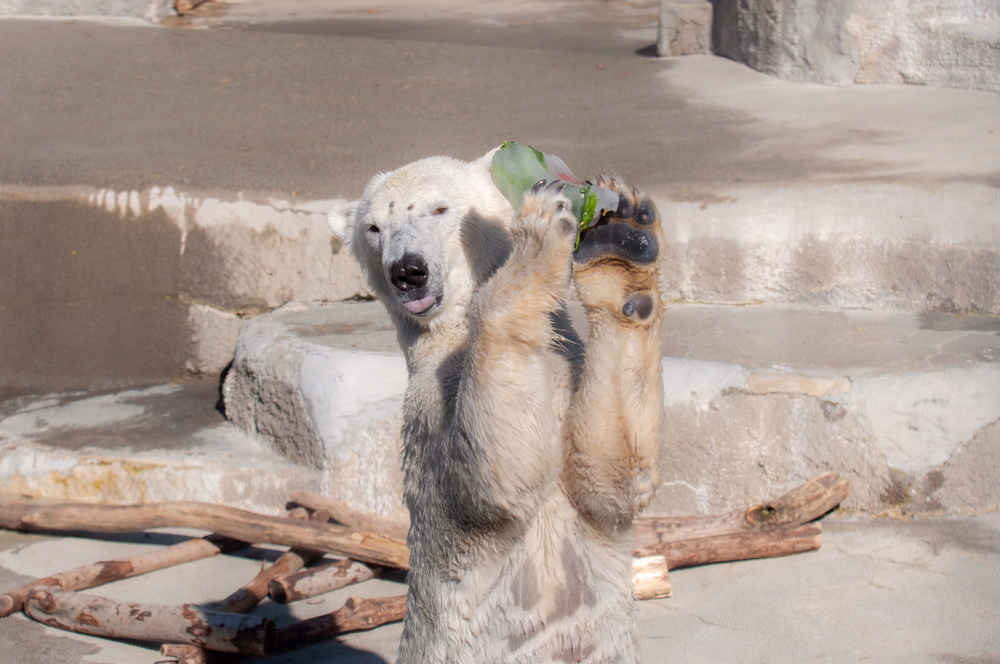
{"left": 2, "top": 1, "right": 998, "bottom": 396}
{"left": 0, "top": 513, "right": 997, "bottom": 663}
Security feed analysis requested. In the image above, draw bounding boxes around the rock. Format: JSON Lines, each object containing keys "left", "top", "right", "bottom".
{"left": 711, "top": 0, "right": 1000, "bottom": 92}
{"left": 0, "top": 185, "right": 370, "bottom": 395}
{"left": 185, "top": 303, "right": 243, "bottom": 376}
{"left": 657, "top": 1, "right": 713, "bottom": 57}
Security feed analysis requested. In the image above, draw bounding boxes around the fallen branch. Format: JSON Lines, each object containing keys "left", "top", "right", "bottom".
{"left": 632, "top": 555, "right": 671, "bottom": 600}
{"left": 269, "top": 558, "right": 375, "bottom": 604}
{"left": 202, "top": 509, "right": 327, "bottom": 614}
{"left": 25, "top": 588, "right": 275, "bottom": 655}
{"left": 291, "top": 491, "right": 410, "bottom": 541}
{"left": 293, "top": 473, "right": 848, "bottom": 551}
{"left": 633, "top": 472, "right": 849, "bottom": 547}
{"left": 161, "top": 509, "right": 326, "bottom": 664}
{"left": 0, "top": 500, "right": 409, "bottom": 569}
{"left": 274, "top": 595, "right": 407, "bottom": 649}
{"left": 634, "top": 522, "right": 823, "bottom": 569}
{"left": 0, "top": 533, "right": 244, "bottom": 618}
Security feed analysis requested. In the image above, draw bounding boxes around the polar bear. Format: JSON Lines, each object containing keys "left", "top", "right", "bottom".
{"left": 328, "top": 149, "right": 665, "bottom": 664}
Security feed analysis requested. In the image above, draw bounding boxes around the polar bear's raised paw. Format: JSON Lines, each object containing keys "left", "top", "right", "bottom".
{"left": 572, "top": 177, "right": 663, "bottom": 325}
{"left": 513, "top": 179, "right": 579, "bottom": 248}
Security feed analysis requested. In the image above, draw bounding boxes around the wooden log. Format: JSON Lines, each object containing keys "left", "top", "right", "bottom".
{"left": 633, "top": 472, "right": 849, "bottom": 547}
{"left": 274, "top": 595, "right": 407, "bottom": 649}
{"left": 634, "top": 522, "right": 823, "bottom": 569}
{"left": 291, "top": 491, "right": 410, "bottom": 541}
{"left": 201, "top": 509, "right": 327, "bottom": 614}
{"left": 175, "top": 0, "right": 211, "bottom": 14}
{"left": 0, "top": 499, "right": 409, "bottom": 569}
{"left": 166, "top": 509, "right": 324, "bottom": 663}
{"left": 0, "top": 534, "right": 244, "bottom": 618}
{"left": 25, "top": 588, "right": 275, "bottom": 655}
{"left": 288, "top": 474, "right": 847, "bottom": 552}
{"left": 269, "top": 559, "right": 375, "bottom": 604}
{"left": 632, "top": 555, "right": 671, "bottom": 600}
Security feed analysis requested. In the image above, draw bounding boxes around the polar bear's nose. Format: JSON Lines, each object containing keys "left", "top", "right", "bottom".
{"left": 390, "top": 254, "right": 429, "bottom": 292}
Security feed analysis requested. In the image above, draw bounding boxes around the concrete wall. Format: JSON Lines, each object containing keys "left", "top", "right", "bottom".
{"left": 0, "top": 186, "right": 369, "bottom": 396}
{"left": 710, "top": 0, "right": 1000, "bottom": 92}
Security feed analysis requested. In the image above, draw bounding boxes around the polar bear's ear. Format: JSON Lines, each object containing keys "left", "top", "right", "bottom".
{"left": 327, "top": 199, "right": 359, "bottom": 243}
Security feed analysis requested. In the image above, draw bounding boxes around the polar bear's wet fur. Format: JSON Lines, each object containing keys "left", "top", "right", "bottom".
{"left": 328, "top": 150, "right": 665, "bottom": 663}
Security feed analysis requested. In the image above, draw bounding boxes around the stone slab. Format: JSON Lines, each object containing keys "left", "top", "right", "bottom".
{"left": 224, "top": 300, "right": 1000, "bottom": 518}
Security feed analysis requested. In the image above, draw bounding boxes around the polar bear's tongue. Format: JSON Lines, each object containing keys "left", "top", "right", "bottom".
{"left": 403, "top": 295, "right": 436, "bottom": 314}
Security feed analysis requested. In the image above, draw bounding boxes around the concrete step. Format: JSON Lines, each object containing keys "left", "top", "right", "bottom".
{"left": 0, "top": 382, "right": 320, "bottom": 512}
{"left": 3, "top": 17, "right": 998, "bottom": 398}
{"left": 224, "top": 300, "right": 1000, "bottom": 519}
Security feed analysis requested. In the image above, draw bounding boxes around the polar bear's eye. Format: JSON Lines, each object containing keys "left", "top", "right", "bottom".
{"left": 369, "top": 224, "right": 380, "bottom": 233}
{"left": 433, "top": 207, "right": 448, "bottom": 216}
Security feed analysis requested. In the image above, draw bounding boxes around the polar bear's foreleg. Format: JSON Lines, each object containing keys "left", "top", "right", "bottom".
{"left": 448, "top": 183, "right": 579, "bottom": 526}
{"left": 566, "top": 179, "right": 666, "bottom": 532}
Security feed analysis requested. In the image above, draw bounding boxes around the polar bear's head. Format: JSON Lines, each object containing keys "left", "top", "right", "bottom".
{"left": 329, "top": 150, "right": 515, "bottom": 331}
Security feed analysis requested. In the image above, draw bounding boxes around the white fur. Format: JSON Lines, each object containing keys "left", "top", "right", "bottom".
{"left": 330, "top": 149, "right": 662, "bottom": 664}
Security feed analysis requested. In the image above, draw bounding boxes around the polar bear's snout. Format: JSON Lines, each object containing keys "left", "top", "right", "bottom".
{"left": 390, "top": 253, "right": 429, "bottom": 292}
{"left": 390, "top": 253, "right": 439, "bottom": 315}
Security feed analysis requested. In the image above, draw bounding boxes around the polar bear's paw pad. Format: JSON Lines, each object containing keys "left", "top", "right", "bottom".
{"left": 573, "top": 177, "right": 660, "bottom": 267}
{"left": 621, "top": 292, "right": 654, "bottom": 320}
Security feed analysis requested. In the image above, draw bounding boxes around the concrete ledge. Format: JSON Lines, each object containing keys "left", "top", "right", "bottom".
{"left": 0, "top": 383, "right": 320, "bottom": 512}
{"left": 656, "top": 181, "right": 1000, "bottom": 314}
{"left": 223, "top": 301, "right": 409, "bottom": 522}
{"left": 224, "top": 301, "right": 1000, "bottom": 518}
